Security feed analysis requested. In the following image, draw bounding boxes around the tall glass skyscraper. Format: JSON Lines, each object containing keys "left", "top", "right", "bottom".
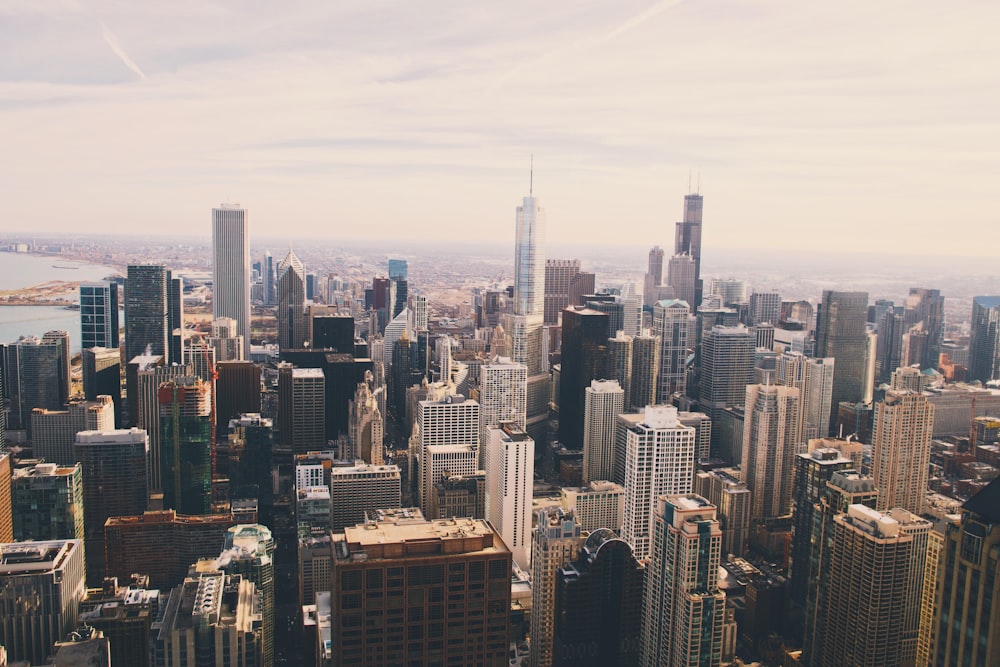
{"left": 79, "top": 282, "right": 119, "bottom": 350}
{"left": 514, "top": 195, "right": 545, "bottom": 319}
{"left": 212, "top": 204, "right": 251, "bottom": 358}
{"left": 969, "top": 295, "right": 1000, "bottom": 383}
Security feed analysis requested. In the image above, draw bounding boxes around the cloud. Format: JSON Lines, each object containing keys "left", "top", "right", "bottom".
{"left": 100, "top": 22, "right": 145, "bottom": 80}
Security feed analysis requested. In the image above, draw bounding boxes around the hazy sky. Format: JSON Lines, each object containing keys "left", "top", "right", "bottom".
{"left": 2, "top": 1, "right": 998, "bottom": 255}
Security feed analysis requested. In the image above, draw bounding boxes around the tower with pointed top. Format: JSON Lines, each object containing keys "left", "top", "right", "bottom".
{"left": 277, "top": 248, "right": 306, "bottom": 350}
{"left": 674, "top": 193, "right": 704, "bottom": 307}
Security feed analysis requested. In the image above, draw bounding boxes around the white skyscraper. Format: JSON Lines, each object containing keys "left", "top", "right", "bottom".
{"left": 417, "top": 395, "right": 480, "bottom": 515}
{"left": 873, "top": 390, "right": 934, "bottom": 515}
{"left": 478, "top": 357, "right": 527, "bottom": 460}
{"left": 484, "top": 423, "right": 534, "bottom": 569}
{"left": 514, "top": 194, "right": 545, "bottom": 318}
{"left": 212, "top": 204, "right": 251, "bottom": 358}
{"left": 621, "top": 405, "right": 696, "bottom": 560}
{"left": 583, "top": 379, "right": 625, "bottom": 484}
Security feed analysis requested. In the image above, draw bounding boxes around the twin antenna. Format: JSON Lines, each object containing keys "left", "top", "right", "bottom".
{"left": 529, "top": 154, "right": 533, "bottom": 196}
{"left": 687, "top": 169, "right": 702, "bottom": 194}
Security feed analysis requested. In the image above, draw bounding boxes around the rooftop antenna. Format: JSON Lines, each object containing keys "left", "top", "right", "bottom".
{"left": 696, "top": 171, "right": 701, "bottom": 194}
{"left": 530, "top": 154, "right": 534, "bottom": 196}
{"left": 688, "top": 169, "right": 692, "bottom": 194}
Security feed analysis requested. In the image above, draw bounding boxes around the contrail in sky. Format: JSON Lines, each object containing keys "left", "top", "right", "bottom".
{"left": 487, "top": 0, "right": 684, "bottom": 94}
{"left": 101, "top": 23, "right": 146, "bottom": 80}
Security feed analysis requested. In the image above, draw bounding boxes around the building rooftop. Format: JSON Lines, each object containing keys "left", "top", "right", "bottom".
{"left": 337, "top": 517, "right": 507, "bottom": 561}
{"left": 963, "top": 476, "right": 1000, "bottom": 523}
{"left": 12, "top": 462, "right": 78, "bottom": 479}
{"left": 0, "top": 539, "right": 81, "bottom": 574}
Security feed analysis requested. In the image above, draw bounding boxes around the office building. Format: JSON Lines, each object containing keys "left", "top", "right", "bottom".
{"left": 700, "top": 325, "right": 755, "bottom": 452}
{"left": 545, "top": 259, "right": 583, "bottom": 324}
{"left": 629, "top": 330, "right": 660, "bottom": 411}
{"left": 212, "top": 204, "right": 251, "bottom": 358}
{"left": 75, "top": 428, "right": 149, "bottom": 585}
{"left": 695, "top": 469, "right": 751, "bottom": 556}
{"left": 167, "top": 271, "right": 184, "bottom": 365}
{"left": 77, "top": 576, "right": 161, "bottom": 667}
{"left": 328, "top": 463, "right": 401, "bottom": 530}
{"left": 346, "top": 377, "right": 384, "bottom": 464}
{"left": 559, "top": 307, "right": 609, "bottom": 450}
{"left": 552, "top": 529, "right": 644, "bottom": 667}
{"left": 666, "top": 254, "right": 696, "bottom": 311}
{"left": 159, "top": 377, "right": 213, "bottom": 515}
{"left": 151, "top": 570, "right": 262, "bottom": 667}
{"left": 641, "top": 494, "right": 725, "bottom": 667}
{"left": 16, "top": 331, "right": 71, "bottom": 433}
{"left": 582, "top": 380, "right": 625, "bottom": 483}
{"left": 134, "top": 358, "right": 190, "bottom": 491}
{"left": 674, "top": 193, "right": 704, "bottom": 306}
{"left": 430, "top": 470, "right": 486, "bottom": 520}
{"left": 125, "top": 264, "right": 169, "bottom": 363}
{"left": 79, "top": 282, "right": 119, "bottom": 350}
{"left": 559, "top": 480, "right": 625, "bottom": 533}
{"left": 213, "top": 524, "right": 275, "bottom": 667}
{"left": 209, "top": 317, "right": 245, "bottom": 362}
{"left": 104, "top": 510, "right": 236, "bottom": 590}
{"left": 0, "top": 540, "right": 86, "bottom": 665}
{"left": 817, "top": 505, "right": 930, "bottom": 667}
{"left": 621, "top": 406, "right": 696, "bottom": 559}
{"left": 748, "top": 290, "right": 781, "bottom": 327}
{"left": 216, "top": 361, "right": 261, "bottom": 438}
{"left": 872, "top": 389, "right": 934, "bottom": 514}
{"left": 328, "top": 515, "right": 511, "bottom": 666}
{"left": 478, "top": 357, "right": 527, "bottom": 456}
{"left": 484, "top": 423, "right": 534, "bottom": 568}
{"left": 968, "top": 295, "right": 1000, "bottom": 383}
{"left": 0, "top": 452, "right": 11, "bottom": 543}
{"left": 278, "top": 366, "right": 325, "bottom": 456}
{"left": 905, "top": 287, "right": 945, "bottom": 370}
{"left": 530, "top": 508, "right": 585, "bottom": 667}
{"left": 933, "top": 478, "right": 1000, "bottom": 665}
{"left": 417, "top": 394, "right": 479, "bottom": 513}
{"left": 816, "top": 291, "right": 869, "bottom": 432}
{"left": 277, "top": 249, "right": 307, "bottom": 350}
{"left": 741, "top": 384, "right": 801, "bottom": 521}
{"left": 604, "top": 332, "right": 633, "bottom": 408}
{"left": 30, "top": 395, "right": 115, "bottom": 465}
{"left": 652, "top": 299, "right": 690, "bottom": 402}
{"left": 10, "top": 462, "right": 84, "bottom": 542}
{"left": 644, "top": 245, "right": 665, "bottom": 307}
{"left": 82, "top": 347, "right": 121, "bottom": 428}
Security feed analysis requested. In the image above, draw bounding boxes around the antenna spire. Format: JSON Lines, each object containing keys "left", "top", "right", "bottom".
{"left": 530, "top": 154, "right": 534, "bottom": 196}
{"left": 697, "top": 171, "right": 701, "bottom": 194}
{"left": 688, "top": 169, "right": 692, "bottom": 194}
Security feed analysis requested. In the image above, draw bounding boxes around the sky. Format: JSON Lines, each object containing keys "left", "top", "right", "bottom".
{"left": 1, "top": 0, "right": 998, "bottom": 256}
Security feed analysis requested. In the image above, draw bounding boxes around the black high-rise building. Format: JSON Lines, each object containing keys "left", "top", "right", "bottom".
{"left": 558, "top": 307, "right": 609, "bottom": 450}
{"left": 816, "top": 291, "right": 869, "bottom": 433}
{"left": 968, "top": 296, "right": 1000, "bottom": 384}
{"left": 279, "top": 349, "right": 373, "bottom": 441}
{"left": 82, "top": 347, "right": 122, "bottom": 428}
{"left": 311, "top": 315, "right": 355, "bottom": 352}
{"left": 215, "top": 361, "right": 261, "bottom": 438}
{"left": 125, "top": 265, "right": 169, "bottom": 363}
{"left": 552, "top": 529, "right": 644, "bottom": 667}
{"left": 167, "top": 271, "right": 184, "bottom": 366}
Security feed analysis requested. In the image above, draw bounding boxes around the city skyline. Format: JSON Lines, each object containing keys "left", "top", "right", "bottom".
{"left": 2, "top": 2, "right": 998, "bottom": 255}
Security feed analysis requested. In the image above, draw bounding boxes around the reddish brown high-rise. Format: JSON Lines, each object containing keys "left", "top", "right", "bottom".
{"left": 329, "top": 514, "right": 511, "bottom": 666}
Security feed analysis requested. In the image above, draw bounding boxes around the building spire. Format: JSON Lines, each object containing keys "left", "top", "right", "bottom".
{"left": 530, "top": 154, "right": 534, "bottom": 196}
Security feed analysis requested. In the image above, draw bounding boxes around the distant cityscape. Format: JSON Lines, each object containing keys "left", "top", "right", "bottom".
{"left": 0, "top": 189, "right": 999, "bottom": 666}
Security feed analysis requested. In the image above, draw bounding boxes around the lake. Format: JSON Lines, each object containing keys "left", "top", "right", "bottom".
{"left": 0, "top": 252, "right": 122, "bottom": 353}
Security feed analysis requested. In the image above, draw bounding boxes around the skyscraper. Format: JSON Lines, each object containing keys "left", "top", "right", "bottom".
{"left": 75, "top": 428, "right": 149, "bottom": 584}
{"left": 741, "top": 383, "right": 801, "bottom": 521}
{"left": 666, "top": 254, "right": 696, "bottom": 311}
{"left": 621, "top": 405, "right": 696, "bottom": 559}
{"left": 605, "top": 332, "right": 633, "bottom": 408}
{"left": 10, "top": 462, "right": 84, "bottom": 542}
{"left": 553, "top": 529, "right": 644, "bottom": 667}
{"left": 0, "top": 452, "right": 11, "bottom": 543}
{"left": 641, "top": 494, "right": 725, "bottom": 667}
{"left": 82, "top": 347, "right": 122, "bottom": 428}
{"left": 478, "top": 356, "right": 527, "bottom": 456}
{"left": 484, "top": 422, "right": 534, "bottom": 568}
{"left": 125, "top": 264, "right": 169, "bottom": 363}
{"left": 700, "top": 325, "right": 755, "bottom": 451}
{"left": 630, "top": 330, "right": 660, "bottom": 411}
{"left": 674, "top": 193, "right": 704, "bottom": 306}
{"left": 644, "top": 245, "right": 665, "bottom": 307}
{"left": 417, "top": 394, "right": 480, "bottom": 514}
{"left": 167, "top": 270, "right": 184, "bottom": 365}
{"left": 815, "top": 291, "right": 869, "bottom": 431}
{"left": 0, "top": 540, "right": 86, "bottom": 665}
{"left": 530, "top": 508, "right": 585, "bottom": 667}
{"left": 969, "top": 295, "right": 1000, "bottom": 383}
{"left": 905, "top": 287, "right": 944, "bottom": 370}
{"left": 16, "top": 331, "right": 71, "bottom": 428}
{"left": 134, "top": 359, "right": 190, "bottom": 491}
{"left": 328, "top": 515, "right": 511, "bottom": 666}
{"left": 872, "top": 389, "right": 934, "bottom": 514}
{"left": 817, "top": 505, "right": 930, "bottom": 667}
{"left": 30, "top": 396, "right": 115, "bottom": 466}
{"left": 277, "top": 248, "right": 307, "bottom": 350}
{"left": 544, "top": 259, "right": 583, "bottom": 324}
{"left": 933, "top": 478, "right": 1000, "bottom": 665}
{"left": 212, "top": 204, "right": 251, "bottom": 358}
{"left": 159, "top": 377, "right": 213, "bottom": 515}
{"left": 748, "top": 290, "right": 781, "bottom": 327}
{"left": 652, "top": 299, "right": 690, "bottom": 402}
{"left": 216, "top": 524, "right": 276, "bottom": 667}
{"left": 79, "top": 282, "right": 119, "bottom": 350}
{"left": 514, "top": 191, "right": 546, "bottom": 319}
{"left": 583, "top": 379, "right": 625, "bottom": 483}
{"left": 277, "top": 367, "right": 325, "bottom": 456}
{"left": 559, "top": 307, "right": 609, "bottom": 450}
